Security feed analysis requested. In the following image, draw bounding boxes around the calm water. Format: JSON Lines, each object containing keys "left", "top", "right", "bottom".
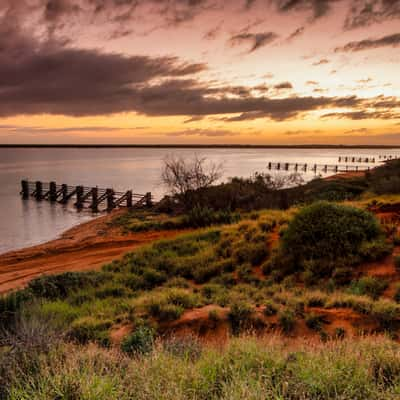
{"left": 1, "top": 147, "right": 400, "bottom": 254}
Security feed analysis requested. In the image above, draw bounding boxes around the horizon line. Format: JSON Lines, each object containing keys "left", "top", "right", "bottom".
{"left": 1, "top": 144, "right": 400, "bottom": 149}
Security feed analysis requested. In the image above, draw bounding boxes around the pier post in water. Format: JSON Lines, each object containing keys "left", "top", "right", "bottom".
{"left": 106, "top": 189, "right": 114, "bottom": 211}
{"left": 60, "top": 184, "right": 68, "bottom": 203}
{"left": 49, "top": 181, "right": 57, "bottom": 202}
{"left": 35, "top": 181, "right": 43, "bottom": 200}
{"left": 75, "top": 185, "right": 84, "bottom": 209}
{"left": 90, "top": 187, "right": 98, "bottom": 212}
{"left": 21, "top": 180, "right": 29, "bottom": 199}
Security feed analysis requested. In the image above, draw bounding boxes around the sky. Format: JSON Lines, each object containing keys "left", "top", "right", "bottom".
{"left": 1, "top": 0, "right": 400, "bottom": 145}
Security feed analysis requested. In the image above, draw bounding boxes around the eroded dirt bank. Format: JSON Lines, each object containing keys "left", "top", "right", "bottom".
{"left": 0, "top": 210, "right": 185, "bottom": 294}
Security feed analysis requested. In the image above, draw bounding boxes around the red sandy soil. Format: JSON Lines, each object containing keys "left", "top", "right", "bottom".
{"left": 0, "top": 210, "right": 186, "bottom": 294}
{"left": 324, "top": 171, "right": 366, "bottom": 181}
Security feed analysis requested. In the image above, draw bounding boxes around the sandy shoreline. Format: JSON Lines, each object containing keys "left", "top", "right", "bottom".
{"left": 0, "top": 209, "right": 185, "bottom": 294}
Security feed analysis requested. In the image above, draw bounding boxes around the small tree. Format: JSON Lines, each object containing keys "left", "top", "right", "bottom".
{"left": 161, "top": 155, "right": 223, "bottom": 208}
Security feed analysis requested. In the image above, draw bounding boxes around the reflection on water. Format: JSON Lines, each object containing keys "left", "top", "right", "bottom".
{"left": 1, "top": 147, "right": 400, "bottom": 254}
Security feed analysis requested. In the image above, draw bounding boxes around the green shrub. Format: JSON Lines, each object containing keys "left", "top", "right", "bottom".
{"left": 121, "top": 325, "right": 155, "bottom": 355}
{"left": 371, "top": 300, "right": 400, "bottom": 329}
{"left": 234, "top": 242, "right": 268, "bottom": 266}
{"left": 148, "top": 301, "right": 184, "bottom": 322}
{"left": 278, "top": 309, "right": 296, "bottom": 334}
{"left": 193, "top": 262, "right": 222, "bottom": 284}
{"left": 28, "top": 271, "right": 106, "bottom": 300}
{"left": 305, "top": 293, "right": 327, "bottom": 308}
{"left": 94, "top": 284, "right": 130, "bottom": 299}
{"left": 263, "top": 300, "right": 278, "bottom": 316}
{"left": 349, "top": 277, "right": 389, "bottom": 300}
{"left": 305, "top": 312, "right": 324, "bottom": 331}
{"left": 273, "top": 202, "right": 384, "bottom": 281}
{"left": 68, "top": 316, "right": 112, "bottom": 346}
{"left": 0, "top": 290, "right": 31, "bottom": 326}
{"left": 228, "top": 301, "right": 253, "bottom": 335}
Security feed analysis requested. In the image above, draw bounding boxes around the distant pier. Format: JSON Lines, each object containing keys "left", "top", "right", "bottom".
{"left": 266, "top": 162, "right": 372, "bottom": 174}
{"left": 20, "top": 180, "right": 152, "bottom": 212}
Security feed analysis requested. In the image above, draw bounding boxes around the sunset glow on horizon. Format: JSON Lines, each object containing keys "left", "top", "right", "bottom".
{"left": 1, "top": 0, "right": 400, "bottom": 145}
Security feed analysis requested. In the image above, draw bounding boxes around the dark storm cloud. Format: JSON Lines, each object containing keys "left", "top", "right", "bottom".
{"left": 0, "top": 37, "right": 371, "bottom": 121}
{"left": 275, "top": 0, "right": 338, "bottom": 20}
{"left": 344, "top": 0, "right": 400, "bottom": 30}
{"left": 229, "top": 31, "right": 279, "bottom": 53}
{"left": 335, "top": 33, "right": 400, "bottom": 52}
{"left": 321, "top": 110, "right": 400, "bottom": 120}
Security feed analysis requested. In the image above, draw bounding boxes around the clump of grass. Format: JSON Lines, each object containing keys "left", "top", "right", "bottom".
{"left": 371, "top": 299, "right": 400, "bottom": 330}
{"left": 121, "top": 325, "right": 155, "bottom": 355}
{"left": 305, "top": 312, "right": 325, "bottom": 331}
{"left": 349, "top": 277, "right": 389, "bottom": 300}
{"left": 278, "top": 308, "right": 296, "bottom": 334}
{"left": 68, "top": 316, "right": 112, "bottom": 347}
{"left": 228, "top": 301, "right": 253, "bottom": 335}
{"left": 263, "top": 300, "right": 278, "bottom": 316}
{"left": 163, "top": 335, "right": 202, "bottom": 361}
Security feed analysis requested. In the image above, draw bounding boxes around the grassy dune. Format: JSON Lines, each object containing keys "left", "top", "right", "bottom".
{"left": 2, "top": 333, "right": 400, "bottom": 399}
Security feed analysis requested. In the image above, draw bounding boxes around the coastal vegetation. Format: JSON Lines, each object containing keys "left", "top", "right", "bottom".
{"left": 2, "top": 159, "right": 400, "bottom": 398}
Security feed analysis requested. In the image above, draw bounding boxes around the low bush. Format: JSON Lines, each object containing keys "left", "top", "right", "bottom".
{"left": 68, "top": 316, "right": 112, "bottom": 346}
{"left": 305, "top": 312, "right": 324, "bottom": 331}
{"left": 228, "top": 301, "right": 253, "bottom": 335}
{"left": 28, "top": 271, "right": 106, "bottom": 300}
{"left": 148, "top": 301, "right": 184, "bottom": 322}
{"left": 371, "top": 300, "right": 400, "bottom": 330}
{"left": 270, "top": 202, "right": 386, "bottom": 282}
{"left": 263, "top": 300, "right": 278, "bottom": 316}
{"left": 278, "top": 309, "right": 296, "bottom": 333}
{"left": 233, "top": 242, "right": 269, "bottom": 266}
{"left": 349, "top": 277, "right": 389, "bottom": 300}
{"left": 121, "top": 325, "right": 155, "bottom": 355}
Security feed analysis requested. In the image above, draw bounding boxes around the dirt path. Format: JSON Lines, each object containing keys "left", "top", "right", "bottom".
{"left": 0, "top": 210, "right": 186, "bottom": 294}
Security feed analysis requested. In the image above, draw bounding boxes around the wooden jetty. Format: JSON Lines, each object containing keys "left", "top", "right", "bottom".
{"left": 20, "top": 180, "right": 152, "bottom": 212}
{"left": 338, "top": 156, "right": 376, "bottom": 163}
{"left": 266, "top": 162, "right": 371, "bottom": 174}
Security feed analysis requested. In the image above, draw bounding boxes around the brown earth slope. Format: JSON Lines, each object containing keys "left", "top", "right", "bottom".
{"left": 0, "top": 210, "right": 186, "bottom": 294}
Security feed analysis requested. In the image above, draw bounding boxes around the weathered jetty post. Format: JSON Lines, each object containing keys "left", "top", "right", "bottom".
{"left": 20, "top": 180, "right": 152, "bottom": 212}
{"left": 106, "top": 189, "right": 114, "bottom": 211}
{"left": 61, "top": 184, "right": 68, "bottom": 203}
{"left": 91, "top": 187, "right": 99, "bottom": 212}
{"left": 126, "top": 190, "right": 133, "bottom": 208}
{"left": 49, "top": 181, "right": 57, "bottom": 202}
{"left": 75, "top": 186, "right": 84, "bottom": 209}
{"left": 21, "top": 180, "right": 29, "bottom": 199}
{"left": 146, "top": 192, "right": 153, "bottom": 208}
{"left": 35, "top": 181, "right": 43, "bottom": 200}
